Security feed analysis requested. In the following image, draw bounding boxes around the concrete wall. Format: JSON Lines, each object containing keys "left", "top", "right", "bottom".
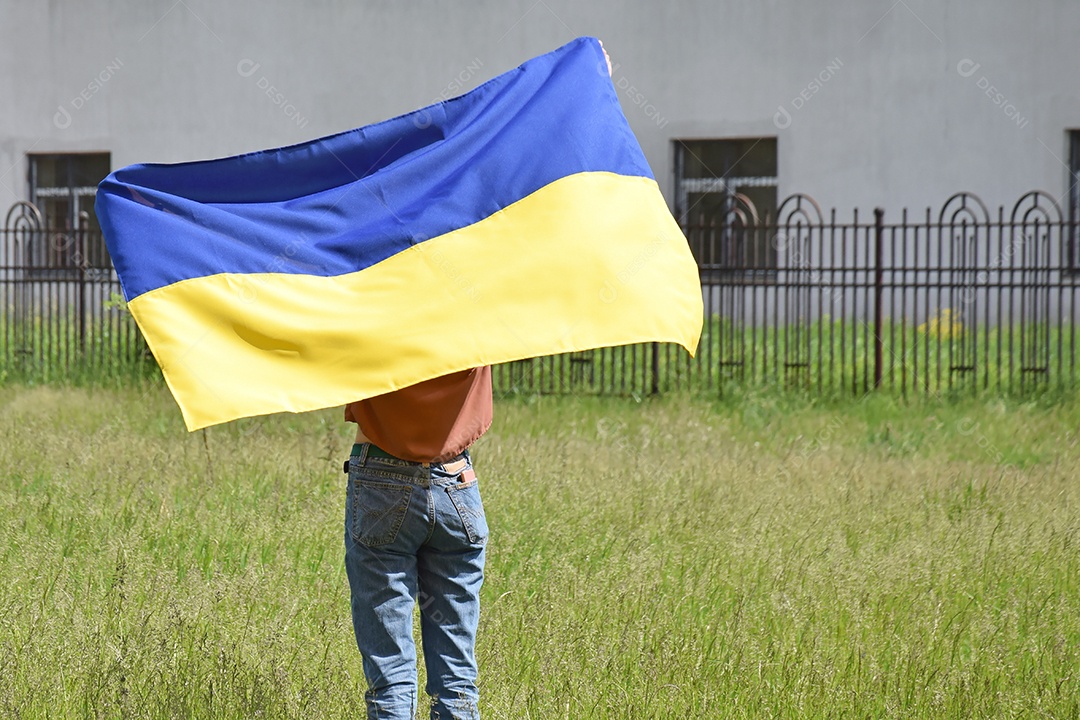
{"left": 2, "top": 0, "right": 1078, "bottom": 221}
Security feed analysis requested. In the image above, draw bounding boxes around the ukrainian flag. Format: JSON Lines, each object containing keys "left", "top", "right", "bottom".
{"left": 96, "top": 37, "right": 702, "bottom": 431}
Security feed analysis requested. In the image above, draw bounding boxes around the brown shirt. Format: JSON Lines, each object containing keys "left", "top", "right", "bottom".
{"left": 344, "top": 367, "right": 493, "bottom": 463}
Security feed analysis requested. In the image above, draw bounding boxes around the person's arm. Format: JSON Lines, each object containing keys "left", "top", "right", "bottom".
{"left": 599, "top": 40, "right": 613, "bottom": 76}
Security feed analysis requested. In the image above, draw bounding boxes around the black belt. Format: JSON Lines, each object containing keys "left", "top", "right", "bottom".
{"left": 343, "top": 443, "right": 466, "bottom": 474}
{"left": 355, "top": 443, "right": 397, "bottom": 461}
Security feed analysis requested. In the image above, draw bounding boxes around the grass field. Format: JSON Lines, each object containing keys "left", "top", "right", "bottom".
{"left": 0, "top": 384, "right": 1078, "bottom": 719}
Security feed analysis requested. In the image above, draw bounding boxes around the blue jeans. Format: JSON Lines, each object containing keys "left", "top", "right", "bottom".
{"left": 344, "top": 442, "right": 486, "bottom": 719}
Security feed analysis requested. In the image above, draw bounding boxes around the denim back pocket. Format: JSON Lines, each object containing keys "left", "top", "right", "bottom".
{"left": 446, "top": 480, "right": 488, "bottom": 545}
{"left": 351, "top": 479, "right": 413, "bottom": 547}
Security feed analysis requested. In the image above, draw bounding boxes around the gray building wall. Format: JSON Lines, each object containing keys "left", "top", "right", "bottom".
{"left": 2, "top": 0, "right": 1078, "bottom": 218}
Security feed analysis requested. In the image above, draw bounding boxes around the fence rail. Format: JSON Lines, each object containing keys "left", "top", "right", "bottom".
{"left": 3, "top": 194, "right": 1079, "bottom": 398}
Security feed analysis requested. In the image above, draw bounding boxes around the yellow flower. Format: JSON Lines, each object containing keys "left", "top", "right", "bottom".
{"left": 918, "top": 308, "right": 963, "bottom": 340}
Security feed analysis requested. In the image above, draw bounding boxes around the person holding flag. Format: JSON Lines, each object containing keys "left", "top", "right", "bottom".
{"left": 96, "top": 36, "right": 698, "bottom": 720}
{"left": 343, "top": 367, "right": 492, "bottom": 718}
{"left": 341, "top": 41, "right": 616, "bottom": 719}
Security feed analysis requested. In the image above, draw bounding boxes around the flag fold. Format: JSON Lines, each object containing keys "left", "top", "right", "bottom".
{"left": 97, "top": 36, "right": 703, "bottom": 430}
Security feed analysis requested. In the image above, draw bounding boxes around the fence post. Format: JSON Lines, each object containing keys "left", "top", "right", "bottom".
{"left": 650, "top": 342, "right": 660, "bottom": 395}
{"left": 873, "top": 207, "right": 885, "bottom": 390}
{"left": 76, "top": 215, "right": 87, "bottom": 358}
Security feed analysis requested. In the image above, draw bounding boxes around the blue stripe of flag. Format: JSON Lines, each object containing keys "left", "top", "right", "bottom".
{"left": 97, "top": 37, "right": 653, "bottom": 300}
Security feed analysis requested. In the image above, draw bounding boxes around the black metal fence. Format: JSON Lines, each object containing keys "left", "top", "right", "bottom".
{"left": 3, "top": 194, "right": 1078, "bottom": 398}
{"left": 493, "top": 190, "right": 1080, "bottom": 398}
{"left": 0, "top": 202, "right": 150, "bottom": 382}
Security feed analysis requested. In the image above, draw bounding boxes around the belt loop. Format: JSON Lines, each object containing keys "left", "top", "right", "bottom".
{"left": 356, "top": 442, "right": 370, "bottom": 465}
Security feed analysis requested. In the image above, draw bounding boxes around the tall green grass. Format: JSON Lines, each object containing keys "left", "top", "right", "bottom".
{"left": 493, "top": 316, "right": 1080, "bottom": 403}
{"left": 4, "top": 309, "right": 1078, "bottom": 404}
{"left": 0, "top": 386, "right": 1077, "bottom": 718}
{"left": 0, "top": 310, "right": 157, "bottom": 386}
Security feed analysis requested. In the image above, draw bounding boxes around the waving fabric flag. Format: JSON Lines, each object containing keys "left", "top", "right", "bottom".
{"left": 96, "top": 37, "right": 703, "bottom": 431}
